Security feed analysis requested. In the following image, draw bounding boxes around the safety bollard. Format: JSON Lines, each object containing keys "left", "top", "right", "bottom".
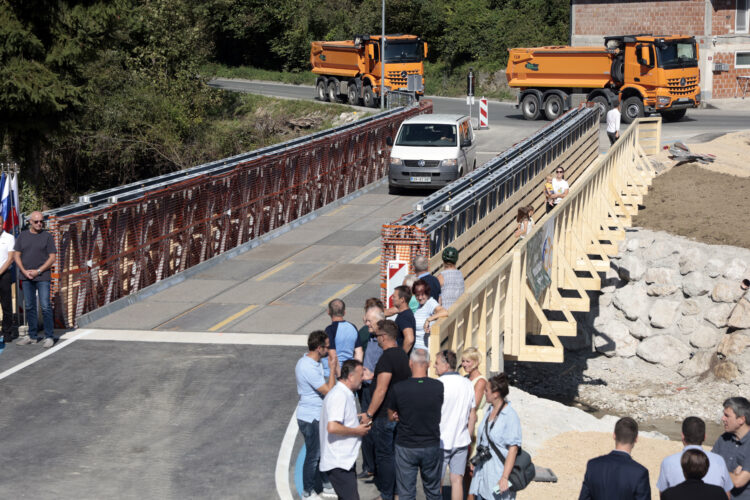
{"left": 479, "top": 97, "right": 489, "bottom": 129}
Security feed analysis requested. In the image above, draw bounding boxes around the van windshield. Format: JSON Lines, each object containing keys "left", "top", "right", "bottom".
{"left": 395, "top": 124, "right": 457, "bottom": 147}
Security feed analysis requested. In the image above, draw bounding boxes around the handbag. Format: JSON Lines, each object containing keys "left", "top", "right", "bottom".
{"left": 483, "top": 409, "right": 536, "bottom": 492}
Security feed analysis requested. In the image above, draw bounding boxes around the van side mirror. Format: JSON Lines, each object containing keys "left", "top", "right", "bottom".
{"left": 462, "top": 139, "right": 472, "bottom": 147}
{"left": 386, "top": 137, "right": 393, "bottom": 146}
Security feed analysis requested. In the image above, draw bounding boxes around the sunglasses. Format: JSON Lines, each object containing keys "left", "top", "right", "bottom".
{"left": 555, "top": 170, "right": 564, "bottom": 173}
{"left": 31, "top": 219, "right": 44, "bottom": 224}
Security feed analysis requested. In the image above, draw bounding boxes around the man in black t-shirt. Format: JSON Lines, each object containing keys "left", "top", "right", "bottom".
{"left": 363, "top": 319, "right": 411, "bottom": 500}
{"left": 393, "top": 285, "right": 415, "bottom": 353}
{"left": 389, "top": 348, "right": 444, "bottom": 500}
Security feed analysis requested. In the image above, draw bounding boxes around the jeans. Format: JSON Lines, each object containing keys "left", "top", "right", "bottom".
{"left": 22, "top": 280, "right": 54, "bottom": 340}
{"left": 358, "top": 384, "right": 375, "bottom": 474}
{"left": 394, "top": 445, "right": 442, "bottom": 500}
{"left": 372, "top": 418, "right": 397, "bottom": 500}
{"left": 297, "top": 419, "right": 330, "bottom": 494}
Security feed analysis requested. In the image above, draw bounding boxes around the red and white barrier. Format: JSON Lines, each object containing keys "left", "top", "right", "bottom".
{"left": 479, "top": 97, "right": 489, "bottom": 129}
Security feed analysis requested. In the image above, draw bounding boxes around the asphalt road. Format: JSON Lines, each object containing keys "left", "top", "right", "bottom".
{"left": 209, "top": 78, "right": 750, "bottom": 149}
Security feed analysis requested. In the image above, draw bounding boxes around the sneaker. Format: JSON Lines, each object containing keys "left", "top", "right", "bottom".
{"left": 42, "top": 338, "right": 55, "bottom": 348}
{"left": 15, "top": 336, "right": 35, "bottom": 345}
{"left": 321, "top": 487, "right": 337, "bottom": 498}
{"left": 357, "top": 470, "right": 374, "bottom": 480}
{"left": 301, "top": 492, "right": 323, "bottom": 500}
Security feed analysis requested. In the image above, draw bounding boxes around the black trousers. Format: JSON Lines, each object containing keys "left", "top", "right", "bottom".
{"left": 327, "top": 467, "right": 360, "bottom": 500}
{"left": 607, "top": 131, "right": 618, "bottom": 145}
{"left": 358, "top": 384, "right": 375, "bottom": 474}
{"left": 0, "top": 270, "right": 13, "bottom": 341}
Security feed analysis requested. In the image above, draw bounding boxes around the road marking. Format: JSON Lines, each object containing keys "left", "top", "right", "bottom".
{"left": 367, "top": 254, "right": 381, "bottom": 265}
{"left": 319, "top": 284, "right": 358, "bottom": 306}
{"left": 0, "top": 330, "right": 92, "bottom": 382}
{"left": 324, "top": 206, "right": 346, "bottom": 217}
{"left": 208, "top": 305, "right": 258, "bottom": 332}
{"left": 58, "top": 329, "right": 308, "bottom": 346}
{"left": 153, "top": 303, "right": 207, "bottom": 331}
{"left": 255, "top": 261, "right": 294, "bottom": 281}
{"left": 350, "top": 246, "right": 379, "bottom": 263}
{"left": 275, "top": 410, "right": 298, "bottom": 500}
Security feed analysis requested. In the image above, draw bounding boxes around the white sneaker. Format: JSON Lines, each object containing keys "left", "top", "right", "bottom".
{"left": 15, "top": 336, "right": 34, "bottom": 345}
{"left": 42, "top": 338, "right": 55, "bottom": 348}
{"left": 321, "top": 487, "right": 337, "bottom": 498}
{"left": 302, "top": 492, "right": 323, "bottom": 500}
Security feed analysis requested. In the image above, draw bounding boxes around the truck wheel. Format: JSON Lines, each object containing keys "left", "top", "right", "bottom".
{"left": 316, "top": 79, "right": 328, "bottom": 101}
{"left": 363, "top": 86, "right": 376, "bottom": 108}
{"left": 590, "top": 95, "right": 609, "bottom": 122}
{"left": 622, "top": 96, "right": 644, "bottom": 123}
{"left": 660, "top": 108, "right": 687, "bottom": 122}
{"left": 543, "top": 94, "right": 564, "bottom": 121}
{"left": 347, "top": 83, "right": 360, "bottom": 106}
{"left": 327, "top": 81, "right": 340, "bottom": 103}
{"left": 521, "top": 94, "right": 541, "bottom": 120}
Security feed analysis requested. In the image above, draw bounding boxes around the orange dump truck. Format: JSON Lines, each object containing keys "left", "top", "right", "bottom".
{"left": 310, "top": 34, "right": 427, "bottom": 107}
{"left": 506, "top": 35, "right": 701, "bottom": 123}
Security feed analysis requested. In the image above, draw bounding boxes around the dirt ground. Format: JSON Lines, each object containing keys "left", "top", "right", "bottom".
{"left": 524, "top": 431, "right": 683, "bottom": 499}
{"left": 632, "top": 131, "right": 750, "bottom": 250}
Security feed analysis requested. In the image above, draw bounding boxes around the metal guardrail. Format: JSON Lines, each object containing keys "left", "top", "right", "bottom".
{"left": 47, "top": 101, "right": 432, "bottom": 328}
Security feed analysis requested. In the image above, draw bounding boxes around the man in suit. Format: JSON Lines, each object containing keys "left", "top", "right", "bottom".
{"left": 661, "top": 449, "right": 728, "bottom": 500}
{"left": 579, "top": 417, "right": 651, "bottom": 500}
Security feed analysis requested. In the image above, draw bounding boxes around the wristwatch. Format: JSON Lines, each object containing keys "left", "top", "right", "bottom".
{"left": 366, "top": 412, "right": 373, "bottom": 419}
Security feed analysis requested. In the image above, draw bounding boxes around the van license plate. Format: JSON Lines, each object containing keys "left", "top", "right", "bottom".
{"left": 410, "top": 176, "right": 431, "bottom": 183}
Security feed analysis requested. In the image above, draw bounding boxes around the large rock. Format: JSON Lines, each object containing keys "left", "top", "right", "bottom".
{"left": 704, "top": 258, "right": 724, "bottom": 278}
{"left": 625, "top": 239, "right": 640, "bottom": 252}
{"left": 679, "top": 248, "right": 703, "bottom": 275}
{"left": 613, "top": 285, "right": 649, "bottom": 321}
{"left": 628, "top": 320, "right": 655, "bottom": 340}
{"left": 643, "top": 241, "right": 675, "bottom": 263}
{"left": 649, "top": 300, "right": 681, "bottom": 329}
{"left": 594, "top": 320, "right": 638, "bottom": 358}
{"left": 713, "top": 361, "right": 740, "bottom": 381}
{"left": 647, "top": 285, "right": 679, "bottom": 297}
{"left": 711, "top": 280, "right": 745, "bottom": 303}
{"left": 644, "top": 267, "right": 679, "bottom": 286}
{"left": 689, "top": 326, "right": 723, "bottom": 349}
{"left": 724, "top": 258, "right": 748, "bottom": 281}
{"left": 717, "top": 330, "right": 750, "bottom": 358}
{"left": 678, "top": 350, "right": 714, "bottom": 378}
{"left": 728, "top": 298, "right": 750, "bottom": 329}
{"left": 704, "top": 303, "right": 734, "bottom": 328}
{"left": 680, "top": 299, "right": 702, "bottom": 316}
{"left": 677, "top": 315, "right": 700, "bottom": 336}
{"left": 617, "top": 255, "right": 646, "bottom": 282}
{"left": 682, "top": 272, "right": 711, "bottom": 297}
{"left": 637, "top": 335, "right": 692, "bottom": 367}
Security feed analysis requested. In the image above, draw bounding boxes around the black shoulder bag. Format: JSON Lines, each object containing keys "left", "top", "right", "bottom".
{"left": 483, "top": 404, "right": 536, "bottom": 492}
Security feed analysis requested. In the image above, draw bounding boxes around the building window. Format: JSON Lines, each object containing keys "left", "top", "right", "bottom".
{"left": 739, "top": 0, "right": 749, "bottom": 34}
{"left": 737, "top": 51, "right": 750, "bottom": 68}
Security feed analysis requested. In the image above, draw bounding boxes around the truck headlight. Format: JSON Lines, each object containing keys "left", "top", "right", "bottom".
{"left": 657, "top": 96, "right": 671, "bottom": 106}
{"left": 390, "top": 157, "right": 403, "bottom": 166}
{"left": 441, "top": 159, "right": 458, "bottom": 167}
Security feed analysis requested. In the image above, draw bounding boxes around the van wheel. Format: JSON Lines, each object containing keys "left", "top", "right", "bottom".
{"left": 327, "top": 81, "right": 340, "bottom": 103}
{"left": 388, "top": 184, "right": 399, "bottom": 195}
{"left": 316, "top": 79, "right": 328, "bottom": 101}
{"left": 347, "top": 83, "right": 360, "bottom": 105}
{"left": 363, "top": 86, "right": 376, "bottom": 108}
{"left": 521, "top": 94, "right": 541, "bottom": 120}
{"left": 590, "top": 95, "right": 609, "bottom": 122}
{"left": 622, "top": 96, "right": 644, "bottom": 123}
{"left": 543, "top": 94, "right": 564, "bottom": 121}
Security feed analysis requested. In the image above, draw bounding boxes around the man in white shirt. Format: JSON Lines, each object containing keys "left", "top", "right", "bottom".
{"left": 319, "top": 359, "right": 370, "bottom": 500}
{"left": 0, "top": 216, "right": 16, "bottom": 344}
{"left": 606, "top": 102, "right": 621, "bottom": 145}
{"left": 435, "top": 350, "right": 476, "bottom": 500}
{"left": 657, "top": 416, "right": 732, "bottom": 494}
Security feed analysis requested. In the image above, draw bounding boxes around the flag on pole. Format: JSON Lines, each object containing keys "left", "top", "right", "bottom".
{"left": 1, "top": 172, "right": 19, "bottom": 233}
{"left": 10, "top": 173, "right": 19, "bottom": 236}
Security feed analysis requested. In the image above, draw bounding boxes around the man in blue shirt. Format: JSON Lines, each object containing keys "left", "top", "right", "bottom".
{"left": 713, "top": 397, "right": 750, "bottom": 499}
{"left": 325, "top": 299, "right": 363, "bottom": 377}
{"left": 295, "top": 330, "right": 338, "bottom": 500}
{"left": 657, "top": 416, "right": 732, "bottom": 494}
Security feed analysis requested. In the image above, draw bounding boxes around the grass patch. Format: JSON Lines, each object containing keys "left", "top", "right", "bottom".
{"left": 202, "top": 62, "right": 316, "bottom": 86}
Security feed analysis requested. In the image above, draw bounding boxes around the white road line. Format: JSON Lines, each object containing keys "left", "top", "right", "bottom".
{"left": 60, "top": 329, "right": 307, "bottom": 346}
{"left": 275, "top": 410, "right": 298, "bottom": 500}
{"left": 0, "top": 329, "right": 92, "bottom": 381}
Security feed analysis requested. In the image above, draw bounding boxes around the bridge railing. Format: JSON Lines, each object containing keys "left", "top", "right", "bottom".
{"left": 428, "top": 116, "right": 660, "bottom": 372}
{"left": 48, "top": 101, "right": 432, "bottom": 328}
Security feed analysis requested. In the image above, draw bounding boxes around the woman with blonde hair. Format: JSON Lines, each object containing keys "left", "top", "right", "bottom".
{"left": 461, "top": 347, "right": 488, "bottom": 499}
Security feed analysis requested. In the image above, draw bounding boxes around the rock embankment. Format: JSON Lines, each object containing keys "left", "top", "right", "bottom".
{"left": 509, "top": 228, "right": 750, "bottom": 423}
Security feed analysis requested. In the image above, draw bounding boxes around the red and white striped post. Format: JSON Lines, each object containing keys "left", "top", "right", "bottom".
{"left": 479, "top": 97, "right": 489, "bottom": 129}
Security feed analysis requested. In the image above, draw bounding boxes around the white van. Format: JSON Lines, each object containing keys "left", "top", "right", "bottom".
{"left": 386, "top": 114, "right": 477, "bottom": 193}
